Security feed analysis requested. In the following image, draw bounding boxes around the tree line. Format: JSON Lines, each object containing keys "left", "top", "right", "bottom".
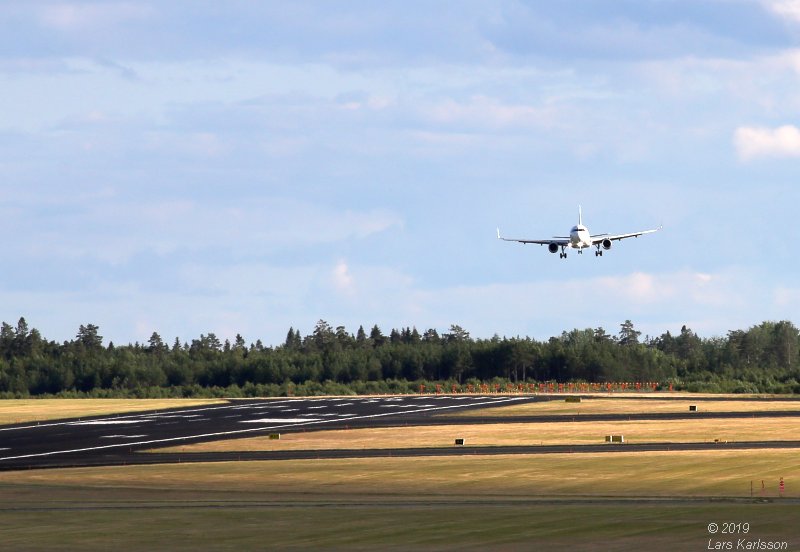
{"left": 0, "top": 317, "right": 799, "bottom": 398}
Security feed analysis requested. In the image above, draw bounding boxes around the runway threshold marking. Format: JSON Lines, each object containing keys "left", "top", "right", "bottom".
{"left": 0, "top": 401, "right": 295, "bottom": 432}
{"left": 0, "top": 396, "right": 529, "bottom": 463}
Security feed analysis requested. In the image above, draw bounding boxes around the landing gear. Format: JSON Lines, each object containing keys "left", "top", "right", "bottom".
{"left": 559, "top": 246, "right": 567, "bottom": 259}
{"left": 595, "top": 250, "right": 603, "bottom": 257}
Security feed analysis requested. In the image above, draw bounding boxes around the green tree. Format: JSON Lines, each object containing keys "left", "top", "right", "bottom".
{"left": 77, "top": 324, "right": 103, "bottom": 349}
{"left": 618, "top": 320, "right": 641, "bottom": 347}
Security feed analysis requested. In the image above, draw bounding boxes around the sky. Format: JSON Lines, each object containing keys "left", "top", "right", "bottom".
{"left": 1, "top": 0, "right": 800, "bottom": 346}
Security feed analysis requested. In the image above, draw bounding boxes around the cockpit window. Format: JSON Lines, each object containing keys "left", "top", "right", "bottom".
{"left": 571, "top": 226, "right": 578, "bottom": 232}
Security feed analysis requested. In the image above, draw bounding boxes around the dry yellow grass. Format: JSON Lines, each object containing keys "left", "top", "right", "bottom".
{"left": 0, "top": 399, "right": 227, "bottom": 425}
{"left": 152, "top": 416, "right": 800, "bottom": 453}
{"left": 452, "top": 397, "right": 800, "bottom": 417}
{"left": 2, "top": 449, "right": 797, "bottom": 498}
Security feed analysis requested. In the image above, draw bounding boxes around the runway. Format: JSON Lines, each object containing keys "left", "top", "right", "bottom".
{"left": 2, "top": 395, "right": 800, "bottom": 471}
{"left": 0, "top": 395, "right": 533, "bottom": 470}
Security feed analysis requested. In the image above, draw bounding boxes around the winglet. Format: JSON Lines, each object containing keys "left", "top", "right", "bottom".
{"left": 496, "top": 227, "right": 501, "bottom": 239}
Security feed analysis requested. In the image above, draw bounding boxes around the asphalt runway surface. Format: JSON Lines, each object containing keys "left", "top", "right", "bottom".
{"left": 2, "top": 395, "right": 800, "bottom": 471}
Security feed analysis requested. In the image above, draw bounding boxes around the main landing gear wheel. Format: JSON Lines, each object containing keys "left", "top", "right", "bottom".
{"left": 595, "top": 250, "right": 603, "bottom": 257}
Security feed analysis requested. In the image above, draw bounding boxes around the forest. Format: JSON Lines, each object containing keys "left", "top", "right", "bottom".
{"left": 0, "top": 317, "right": 799, "bottom": 397}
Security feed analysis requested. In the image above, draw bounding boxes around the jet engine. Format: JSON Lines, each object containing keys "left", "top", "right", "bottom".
{"left": 548, "top": 243, "right": 559, "bottom": 254}
{"left": 602, "top": 238, "right": 612, "bottom": 250}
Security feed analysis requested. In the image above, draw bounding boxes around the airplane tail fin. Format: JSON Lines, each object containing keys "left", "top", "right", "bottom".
{"left": 578, "top": 205, "right": 583, "bottom": 226}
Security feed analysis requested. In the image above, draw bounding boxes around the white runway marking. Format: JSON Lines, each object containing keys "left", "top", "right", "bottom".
{"left": 142, "top": 414, "right": 204, "bottom": 419}
{"left": 68, "top": 420, "right": 144, "bottom": 425}
{"left": 240, "top": 418, "right": 322, "bottom": 424}
{"left": 100, "top": 435, "right": 147, "bottom": 439}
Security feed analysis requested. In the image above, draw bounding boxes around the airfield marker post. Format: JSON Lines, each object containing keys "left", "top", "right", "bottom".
{"left": 780, "top": 477, "right": 785, "bottom": 496}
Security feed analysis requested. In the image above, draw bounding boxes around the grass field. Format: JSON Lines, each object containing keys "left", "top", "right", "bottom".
{"left": 1, "top": 452, "right": 798, "bottom": 551}
{"left": 0, "top": 494, "right": 796, "bottom": 551}
{"left": 3, "top": 450, "right": 797, "bottom": 497}
{"left": 451, "top": 396, "right": 800, "bottom": 417}
{"left": 152, "top": 416, "right": 800, "bottom": 453}
{"left": 0, "top": 399, "right": 227, "bottom": 425}
{"left": 2, "top": 395, "right": 799, "bottom": 550}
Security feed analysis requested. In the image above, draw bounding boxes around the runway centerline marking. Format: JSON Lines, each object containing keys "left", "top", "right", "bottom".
{"left": 0, "top": 396, "right": 529, "bottom": 463}
{"left": 68, "top": 420, "right": 146, "bottom": 425}
{"left": 240, "top": 418, "right": 322, "bottom": 424}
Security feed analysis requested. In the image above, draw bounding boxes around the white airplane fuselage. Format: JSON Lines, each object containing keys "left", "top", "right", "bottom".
{"left": 569, "top": 225, "right": 592, "bottom": 249}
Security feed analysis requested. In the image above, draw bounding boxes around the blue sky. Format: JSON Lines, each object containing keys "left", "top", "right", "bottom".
{"left": 2, "top": 1, "right": 800, "bottom": 346}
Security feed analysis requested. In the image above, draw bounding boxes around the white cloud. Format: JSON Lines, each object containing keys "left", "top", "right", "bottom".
{"left": 734, "top": 125, "right": 800, "bottom": 160}
{"left": 406, "top": 269, "right": 757, "bottom": 340}
{"left": 38, "top": 3, "right": 154, "bottom": 31}
{"left": 2, "top": 195, "right": 403, "bottom": 265}
{"left": 332, "top": 260, "right": 355, "bottom": 295}
{"left": 765, "top": 0, "right": 800, "bottom": 24}
{"left": 774, "top": 286, "right": 800, "bottom": 308}
{"left": 422, "top": 95, "right": 554, "bottom": 130}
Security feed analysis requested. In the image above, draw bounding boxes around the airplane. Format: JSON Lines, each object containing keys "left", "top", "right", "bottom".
{"left": 497, "top": 206, "right": 661, "bottom": 258}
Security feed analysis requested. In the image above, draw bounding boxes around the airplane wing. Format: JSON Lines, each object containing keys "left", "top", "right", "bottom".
{"left": 496, "top": 228, "right": 570, "bottom": 245}
{"left": 590, "top": 225, "right": 662, "bottom": 244}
